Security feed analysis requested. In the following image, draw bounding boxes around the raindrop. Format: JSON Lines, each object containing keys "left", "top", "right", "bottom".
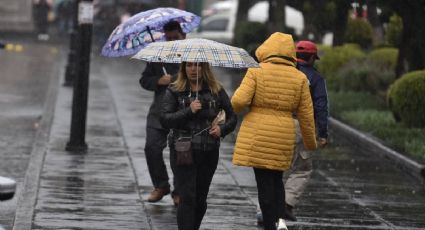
{"left": 412, "top": 190, "right": 416, "bottom": 195}
{"left": 354, "top": 190, "right": 362, "bottom": 194}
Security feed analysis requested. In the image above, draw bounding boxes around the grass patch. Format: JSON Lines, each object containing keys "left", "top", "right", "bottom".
{"left": 329, "top": 91, "right": 425, "bottom": 164}
{"left": 328, "top": 91, "right": 387, "bottom": 117}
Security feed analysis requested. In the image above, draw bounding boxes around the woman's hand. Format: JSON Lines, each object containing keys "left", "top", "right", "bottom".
{"left": 190, "top": 99, "right": 202, "bottom": 113}
{"left": 158, "top": 74, "right": 172, "bottom": 86}
{"left": 209, "top": 125, "right": 221, "bottom": 138}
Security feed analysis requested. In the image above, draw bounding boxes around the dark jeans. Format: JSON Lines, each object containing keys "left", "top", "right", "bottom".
{"left": 254, "top": 168, "right": 285, "bottom": 230}
{"left": 145, "top": 127, "right": 170, "bottom": 189}
{"left": 172, "top": 148, "right": 219, "bottom": 230}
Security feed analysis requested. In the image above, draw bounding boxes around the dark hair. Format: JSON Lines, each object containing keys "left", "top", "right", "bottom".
{"left": 296, "top": 52, "right": 314, "bottom": 62}
{"left": 163, "top": 20, "right": 184, "bottom": 34}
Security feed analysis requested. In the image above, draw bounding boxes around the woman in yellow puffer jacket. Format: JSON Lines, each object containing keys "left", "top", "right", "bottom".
{"left": 231, "top": 32, "right": 317, "bottom": 229}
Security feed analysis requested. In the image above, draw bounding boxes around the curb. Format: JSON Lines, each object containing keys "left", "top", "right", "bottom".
{"left": 329, "top": 117, "right": 425, "bottom": 184}
{"left": 12, "top": 57, "right": 62, "bottom": 230}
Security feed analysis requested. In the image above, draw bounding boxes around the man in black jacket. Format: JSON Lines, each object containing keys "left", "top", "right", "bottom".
{"left": 284, "top": 40, "right": 329, "bottom": 221}
{"left": 139, "top": 21, "right": 185, "bottom": 204}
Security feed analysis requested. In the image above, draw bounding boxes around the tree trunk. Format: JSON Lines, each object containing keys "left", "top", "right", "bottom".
{"left": 236, "top": 0, "right": 257, "bottom": 22}
{"left": 332, "top": 1, "right": 351, "bottom": 46}
{"left": 367, "top": 0, "right": 384, "bottom": 45}
{"left": 393, "top": 0, "right": 425, "bottom": 78}
{"left": 267, "top": 0, "right": 286, "bottom": 34}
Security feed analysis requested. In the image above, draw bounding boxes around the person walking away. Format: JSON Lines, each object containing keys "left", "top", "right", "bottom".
{"left": 283, "top": 40, "right": 329, "bottom": 220}
{"left": 56, "top": 0, "right": 74, "bottom": 34}
{"left": 139, "top": 20, "right": 186, "bottom": 204}
{"left": 161, "top": 61, "right": 237, "bottom": 230}
{"left": 33, "top": 0, "right": 51, "bottom": 40}
{"left": 231, "top": 32, "right": 317, "bottom": 230}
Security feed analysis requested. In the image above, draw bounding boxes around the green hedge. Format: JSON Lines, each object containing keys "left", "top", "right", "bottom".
{"left": 388, "top": 70, "right": 425, "bottom": 128}
{"left": 329, "top": 90, "right": 425, "bottom": 163}
{"left": 367, "top": 47, "right": 398, "bottom": 69}
{"left": 344, "top": 17, "right": 373, "bottom": 49}
{"left": 317, "top": 44, "right": 366, "bottom": 90}
{"left": 385, "top": 14, "right": 403, "bottom": 47}
{"left": 336, "top": 59, "right": 395, "bottom": 95}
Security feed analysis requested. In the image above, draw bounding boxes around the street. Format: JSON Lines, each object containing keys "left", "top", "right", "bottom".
{"left": 0, "top": 40, "right": 61, "bottom": 229}
{"left": 0, "top": 38, "right": 424, "bottom": 229}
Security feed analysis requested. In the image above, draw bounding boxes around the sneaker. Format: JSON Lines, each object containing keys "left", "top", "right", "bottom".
{"left": 277, "top": 218, "right": 288, "bottom": 230}
{"left": 283, "top": 204, "right": 297, "bottom": 221}
{"left": 147, "top": 187, "right": 170, "bottom": 202}
{"left": 256, "top": 210, "right": 263, "bottom": 225}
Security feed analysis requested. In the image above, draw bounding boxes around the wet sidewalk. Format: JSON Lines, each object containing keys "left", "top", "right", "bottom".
{"left": 13, "top": 55, "right": 425, "bottom": 229}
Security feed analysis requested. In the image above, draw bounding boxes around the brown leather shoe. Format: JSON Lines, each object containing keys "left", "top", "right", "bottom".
{"left": 147, "top": 187, "right": 170, "bottom": 202}
{"left": 172, "top": 194, "right": 180, "bottom": 206}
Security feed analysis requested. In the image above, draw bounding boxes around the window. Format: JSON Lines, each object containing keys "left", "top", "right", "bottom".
{"left": 202, "top": 18, "right": 228, "bottom": 31}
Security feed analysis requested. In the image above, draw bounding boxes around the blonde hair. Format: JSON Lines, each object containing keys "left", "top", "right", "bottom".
{"left": 171, "top": 62, "right": 222, "bottom": 95}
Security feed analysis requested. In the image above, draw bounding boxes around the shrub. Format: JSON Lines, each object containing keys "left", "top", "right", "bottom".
{"left": 234, "top": 21, "right": 268, "bottom": 51}
{"left": 385, "top": 14, "right": 403, "bottom": 47}
{"left": 388, "top": 70, "right": 425, "bottom": 127}
{"left": 328, "top": 91, "right": 386, "bottom": 117}
{"left": 336, "top": 58, "right": 395, "bottom": 95}
{"left": 317, "top": 44, "right": 366, "bottom": 90}
{"left": 367, "top": 47, "right": 398, "bottom": 69}
{"left": 339, "top": 109, "right": 425, "bottom": 162}
{"left": 344, "top": 17, "right": 373, "bottom": 49}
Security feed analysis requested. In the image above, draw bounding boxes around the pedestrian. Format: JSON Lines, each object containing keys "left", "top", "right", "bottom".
{"left": 160, "top": 61, "right": 237, "bottom": 230}
{"left": 56, "top": 0, "right": 74, "bottom": 34}
{"left": 139, "top": 20, "right": 186, "bottom": 205}
{"left": 256, "top": 40, "right": 329, "bottom": 225}
{"left": 33, "top": 0, "right": 51, "bottom": 41}
{"left": 283, "top": 40, "right": 329, "bottom": 221}
{"left": 231, "top": 32, "right": 317, "bottom": 230}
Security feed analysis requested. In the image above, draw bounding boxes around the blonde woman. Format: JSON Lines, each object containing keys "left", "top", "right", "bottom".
{"left": 231, "top": 33, "right": 317, "bottom": 230}
{"left": 161, "top": 62, "right": 237, "bottom": 230}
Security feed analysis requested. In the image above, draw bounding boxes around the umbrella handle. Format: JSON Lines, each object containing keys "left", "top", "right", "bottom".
{"left": 146, "top": 26, "right": 154, "bottom": 42}
{"left": 162, "top": 66, "right": 168, "bottom": 75}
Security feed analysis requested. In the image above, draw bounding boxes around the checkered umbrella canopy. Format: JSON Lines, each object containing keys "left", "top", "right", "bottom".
{"left": 131, "top": 38, "right": 260, "bottom": 68}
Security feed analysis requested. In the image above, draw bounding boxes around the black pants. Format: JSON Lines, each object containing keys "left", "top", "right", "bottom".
{"left": 145, "top": 127, "right": 171, "bottom": 189}
{"left": 172, "top": 148, "right": 219, "bottom": 230}
{"left": 254, "top": 168, "right": 285, "bottom": 230}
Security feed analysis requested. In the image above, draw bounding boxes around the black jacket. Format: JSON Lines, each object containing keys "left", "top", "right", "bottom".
{"left": 297, "top": 62, "right": 329, "bottom": 138}
{"left": 161, "top": 84, "right": 237, "bottom": 151}
{"left": 140, "top": 62, "right": 180, "bottom": 129}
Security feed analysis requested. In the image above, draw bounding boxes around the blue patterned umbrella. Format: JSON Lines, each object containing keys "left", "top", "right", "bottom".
{"left": 101, "top": 7, "right": 200, "bottom": 57}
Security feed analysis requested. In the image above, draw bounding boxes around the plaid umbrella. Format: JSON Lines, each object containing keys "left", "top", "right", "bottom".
{"left": 101, "top": 7, "right": 200, "bottom": 57}
{"left": 131, "top": 38, "right": 260, "bottom": 68}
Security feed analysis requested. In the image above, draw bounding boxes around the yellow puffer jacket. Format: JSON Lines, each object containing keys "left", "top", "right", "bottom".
{"left": 231, "top": 33, "right": 317, "bottom": 171}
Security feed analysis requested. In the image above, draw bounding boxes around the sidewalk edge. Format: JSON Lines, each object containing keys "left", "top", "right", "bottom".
{"left": 330, "top": 117, "right": 425, "bottom": 184}
{"left": 12, "top": 58, "right": 61, "bottom": 230}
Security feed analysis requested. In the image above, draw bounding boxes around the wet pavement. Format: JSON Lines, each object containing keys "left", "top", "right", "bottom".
{"left": 1, "top": 39, "right": 425, "bottom": 229}
{"left": 0, "top": 40, "right": 61, "bottom": 229}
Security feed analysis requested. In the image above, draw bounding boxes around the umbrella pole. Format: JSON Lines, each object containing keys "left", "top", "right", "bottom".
{"left": 146, "top": 26, "right": 155, "bottom": 42}
{"left": 196, "top": 62, "right": 199, "bottom": 99}
{"left": 146, "top": 26, "right": 168, "bottom": 75}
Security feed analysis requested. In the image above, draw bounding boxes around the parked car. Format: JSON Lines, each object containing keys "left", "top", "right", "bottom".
{"left": 0, "top": 176, "right": 16, "bottom": 201}
{"left": 188, "top": 0, "right": 304, "bottom": 44}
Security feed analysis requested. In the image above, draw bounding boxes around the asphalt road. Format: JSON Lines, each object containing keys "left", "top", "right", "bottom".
{"left": 0, "top": 39, "right": 62, "bottom": 229}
